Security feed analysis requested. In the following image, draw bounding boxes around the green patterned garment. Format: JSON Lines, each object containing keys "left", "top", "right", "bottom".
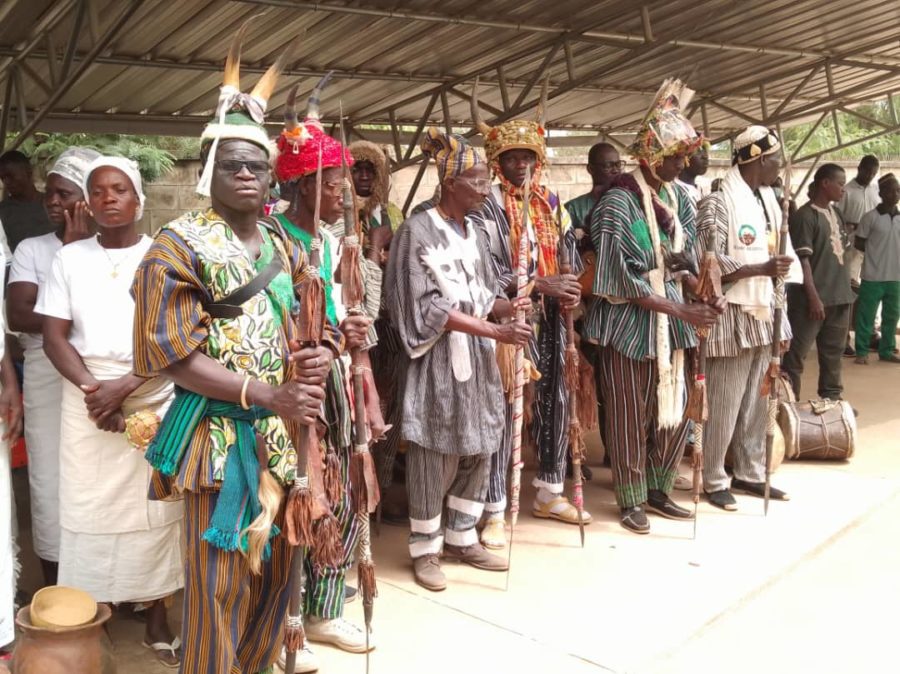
{"left": 166, "top": 211, "right": 298, "bottom": 485}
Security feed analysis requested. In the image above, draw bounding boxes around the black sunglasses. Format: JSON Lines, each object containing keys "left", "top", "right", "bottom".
{"left": 215, "top": 159, "right": 270, "bottom": 176}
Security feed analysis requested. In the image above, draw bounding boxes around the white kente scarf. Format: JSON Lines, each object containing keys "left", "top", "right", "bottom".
{"left": 633, "top": 169, "right": 685, "bottom": 429}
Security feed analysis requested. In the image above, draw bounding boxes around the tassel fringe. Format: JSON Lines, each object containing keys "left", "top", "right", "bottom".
{"left": 312, "top": 513, "right": 344, "bottom": 568}
{"left": 283, "top": 624, "right": 305, "bottom": 653}
{"left": 340, "top": 241, "right": 365, "bottom": 309}
{"left": 684, "top": 376, "right": 708, "bottom": 423}
{"left": 323, "top": 451, "right": 344, "bottom": 507}
{"left": 496, "top": 342, "right": 516, "bottom": 402}
{"left": 285, "top": 484, "right": 315, "bottom": 547}
{"left": 358, "top": 558, "right": 378, "bottom": 602}
{"left": 297, "top": 274, "right": 326, "bottom": 345}
{"left": 577, "top": 356, "right": 599, "bottom": 431}
{"left": 759, "top": 360, "right": 780, "bottom": 397}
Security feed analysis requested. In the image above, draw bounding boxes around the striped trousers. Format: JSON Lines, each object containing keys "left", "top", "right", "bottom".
{"left": 485, "top": 400, "right": 513, "bottom": 513}
{"left": 598, "top": 347, "right": 691, "bottom": 508}
{"left": 371, "top": 318, "right": 406, "bottom": 489}
{"left": 304, "top": 442, "right": 360, "bottom": 619}
{"left": 180, "top": 490, "right": 292, "bottom": 674}
{"left": 703, "top": 346, "right": 769, "bottom": 492}
{"left": 406, "top": 444, "right": 490, "bottom": 558}
{"left": 531, "top": 300, "right": 570, "bottom": 492}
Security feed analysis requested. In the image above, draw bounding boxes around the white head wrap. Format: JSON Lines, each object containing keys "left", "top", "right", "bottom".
{"left": 82, "top": 156, "right": 146, "bottom": 221}
{"left": 48, "top": 147, "right": 102, "bottom": 193}
{"left": 733, "top": 126, "right": 781, "bottom": 165}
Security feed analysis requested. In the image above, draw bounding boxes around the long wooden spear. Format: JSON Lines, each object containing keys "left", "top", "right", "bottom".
{"left": 760, "top": 161, "right": 792, "bottom": 516}
{"left": 555, "top": 200, "right": 585, "bottom": 547}
{"left": 338, "top": 103, "right": 380, "bottom": 671}
{"left": 685, "top": 218, "right": 721, "bottom": 539}
{"left": 505, "top": 166, "right": 532, "bottom": 590}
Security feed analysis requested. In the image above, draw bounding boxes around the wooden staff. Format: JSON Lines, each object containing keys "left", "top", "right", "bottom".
{"left": 505, "top": 166, "right": 532, "bottom": 588}
{"left": 283, "top": 144, "right": 341, "bottom": 674}
{"left": 760, "top": 162, "right": 792, "bottom": 516}
{"left": 556, "top": 199, "right": 585, "bottom": 547}
{"left": 685, "top": 203, "right": 722, "bottom": 539}
{"left": 338, "top": 105, "right": 380, "bottom": 671}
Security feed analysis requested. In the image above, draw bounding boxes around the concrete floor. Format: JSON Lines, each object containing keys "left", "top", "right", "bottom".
{"left": 11, "top": 355, "right": 900, "bottom": 673}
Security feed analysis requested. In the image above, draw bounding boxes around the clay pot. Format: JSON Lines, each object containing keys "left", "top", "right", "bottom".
{"left": 12, "top": 604, "right": 116, "bottom": 674}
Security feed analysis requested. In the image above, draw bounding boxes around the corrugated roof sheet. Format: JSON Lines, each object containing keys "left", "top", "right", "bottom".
{"left": 2, "top": 0, "right": 899, "bottom": 148}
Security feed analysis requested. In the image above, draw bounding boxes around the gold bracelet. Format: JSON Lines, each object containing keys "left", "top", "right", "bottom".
{"left": 240, "top": 375, "right": 252, "bottom": 411}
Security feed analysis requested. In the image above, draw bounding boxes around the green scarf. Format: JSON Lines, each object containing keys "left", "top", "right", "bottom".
{"left": 145, "top": 388, "right": 279, "bottom": 557}
{"left": 275, "top": 214, "right": 337, "bottom": 325}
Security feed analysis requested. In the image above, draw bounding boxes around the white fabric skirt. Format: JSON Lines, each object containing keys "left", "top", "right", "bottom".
{"left": 58, "top": 522, "right": 184, "bottom": 604}
{"left": 57, "top": 357, "right": 184, "bottom": 603}
{"left": 23, "top": 346, "right": 63, "bottom": 561}
{"left": 0, "top": 428, "right": 14, "bottom": 646}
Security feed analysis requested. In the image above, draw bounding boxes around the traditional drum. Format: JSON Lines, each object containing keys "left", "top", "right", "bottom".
{"left": 779, "top": 398, "right": 856, "bottom": 461}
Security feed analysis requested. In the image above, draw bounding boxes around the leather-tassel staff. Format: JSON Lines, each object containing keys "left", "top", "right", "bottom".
{"left": 759, "top": 161, "right": 792, "bottom": 516}
{"left": 685, "top": 213, "right": 722, "bottom": 539}
{"left": 555, "top": 199, "right": 585, "bottom": 547}
{"left": 505, "top": 166, "right": 532, "bottom": 591}
{"left": 339, "top": 103, "right": 380, "bottom": 672}
{"left": 282, "top": 145, "right": 342, "bottom": 674}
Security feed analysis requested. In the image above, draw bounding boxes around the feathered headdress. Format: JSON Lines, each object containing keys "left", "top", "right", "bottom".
{"left": 196, "top": 16, "right": 292, "bottom": 196}
{"left": 275, "top": 73, "right": 353, "bottom": 183}
{"left": 471, "top": 76, "right": 548, "bottom": 163}
{"left": 629, "top": 78, "right": 701, "bottom": 165}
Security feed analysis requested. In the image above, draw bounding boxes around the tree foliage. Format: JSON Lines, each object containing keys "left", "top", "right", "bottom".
{"left": 780, "top": 97, "right": 900, "bottom": 161}
{"left": 4, "top": 133, "right": 200, "bottom": 183}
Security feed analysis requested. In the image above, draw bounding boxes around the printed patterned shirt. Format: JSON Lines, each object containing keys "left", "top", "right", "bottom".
{"left": 131, "top": 208, "right": 343, "bottom": 491}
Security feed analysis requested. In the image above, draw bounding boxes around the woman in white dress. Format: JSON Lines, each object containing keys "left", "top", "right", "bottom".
{"left": 0, "top": 224, "right": 24, "bottom": 660}
{"left": 7, "top": 147, "right": 100, "bottom": 588}
{"left": 36, "top": 156, "right": 183, "bottom": 668}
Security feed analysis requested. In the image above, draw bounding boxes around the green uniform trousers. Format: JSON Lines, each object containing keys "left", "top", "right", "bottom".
{"left": 855, "top": 280, "right": 900, "bottom": 358}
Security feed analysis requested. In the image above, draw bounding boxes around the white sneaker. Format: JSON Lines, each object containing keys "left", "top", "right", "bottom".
{"left": 305, "top": 616, "right": 374, "bottom": 653}
{"left": 277, "top": 644, "right": 319, "bottom": 673}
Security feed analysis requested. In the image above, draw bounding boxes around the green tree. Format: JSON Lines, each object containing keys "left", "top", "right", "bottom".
{"left": 782, "top": 97, "right": 900, "bottom": 161}
{"left": 3, "top": 133, "right": 199, "bottom": 183}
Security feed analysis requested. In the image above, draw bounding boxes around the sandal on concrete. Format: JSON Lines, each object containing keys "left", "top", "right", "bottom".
{"left": 532, "top": 496, "right": 592, "bottom": 525}
{"left": 480, "top": 518, "right": 507, "bottom": 550}
{"left": 143, "top": 636, "right": 181, "bottom": 669}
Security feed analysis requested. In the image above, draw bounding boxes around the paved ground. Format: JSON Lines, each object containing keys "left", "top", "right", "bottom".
{"left": 11, "top": 354, "right": 900, "bottom": 673}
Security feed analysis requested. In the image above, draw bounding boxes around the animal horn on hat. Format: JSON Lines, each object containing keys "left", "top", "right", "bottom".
{"left": 223, "top": 14, "right": 265, "bottom": 89}
{"left": 250, "top": 39, "right": 296, "bottom": 108}
{"left": 306, "top": 70, "right": 334, "bottom": 126}
{"left": 471, "top": 76, "right": 492, "bottom": 136}
{"left": 284, "top": 83, "right": 300, "bottom": 133}
{"left": 536, "top": 76, "right": 549, "bottom": 127}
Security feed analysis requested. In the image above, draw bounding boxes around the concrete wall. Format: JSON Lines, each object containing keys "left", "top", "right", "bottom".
{"left": 138, "top": 156, "right": 899, "bottom": 233}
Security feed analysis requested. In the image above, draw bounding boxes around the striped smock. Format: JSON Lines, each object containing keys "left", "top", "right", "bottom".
{"left": 584, "top": 183, "right": 698, "bottom": 360}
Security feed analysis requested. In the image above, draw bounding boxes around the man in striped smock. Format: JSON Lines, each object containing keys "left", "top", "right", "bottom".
{"left": 131, "top": 34, "right": 342, "bottom": 673}
{"left": 470, "top": 96, "right": 588, "bottom": 549}
{"left": 695, "top": 126, "right": 799, "bottom": 511}
{"left": 586, "top": 79, "right": 724, "bottom": 534}
{"left": 386, "top": 129, "right": 531, "bottom": 591}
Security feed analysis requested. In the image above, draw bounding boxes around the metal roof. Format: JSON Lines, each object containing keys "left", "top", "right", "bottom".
{"left": 2, "top": 0, "right": 900, "bottom": 165}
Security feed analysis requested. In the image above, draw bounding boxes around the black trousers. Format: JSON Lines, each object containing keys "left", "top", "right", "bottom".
{"left": 782, "top": 285, "right": 850, "bottom": 400}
